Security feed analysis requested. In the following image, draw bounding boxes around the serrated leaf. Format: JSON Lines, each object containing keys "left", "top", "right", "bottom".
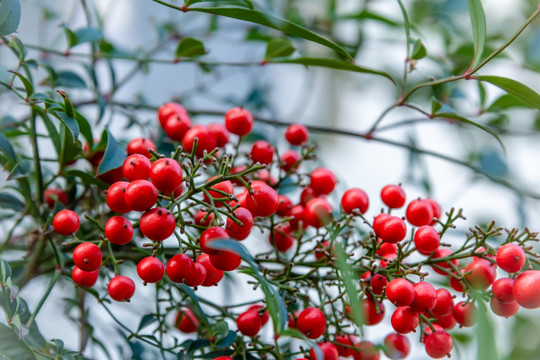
{"left": 96, "top": 128, "right": 125, "bottom": 176}
{"left": 53, "top": 111, "right": 80, "bottom": 140}
{"left": 467, "top": 0, "right": 486, "bottom": 69}
{"left": 264, "top": 38, "right": 295, "bottom": 59}
{"left": 9, "top": 71, "right": 33, "bottom": 97}
{"left": 411, "top": 39, "right": 426, "bottom": 60}
{"left": 0, "top": 0, "right": 21, "bottom": 36}
{"left": 0, "top": 192, "right": 25, "bottom": 211}
{"left": 476, "top": 75, "right": 540, "bottom": 110}
{"left": 0, "top": 323, "right": 37, "bottom": 360}
{"left": 175, "top": 37, "right": 207, "bottom": 58}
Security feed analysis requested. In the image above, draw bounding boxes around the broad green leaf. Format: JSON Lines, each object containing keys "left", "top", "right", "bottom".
{"left": 214, "top": 330, "right": 236, "bottom": 348}
{"left": 334, "top": 243, "right": 364, "bottom": 328}
{"left": 52, "top": 111, "right": 79, "bottom": 140}
{"left": 475, "top": 298, "right": 499, "bottom": 360}
{"left": 411, "top": 39, "right": 426, "bottom": 60}
{"left": 0, "top": 323, "right": 37, "bottom": 360}
{"left": 62, "top": 169, "right": 108, "bottom": 188}
{"left": 96, "top": 128, "right": 126, "bottom": 176}
{"left": 0, "top": 0, "right": 21, "bottom": 35}
{"left": 476, "top": 75, "right": 540, "bottom": 110}
{"left": 486, "top": 94, "right": 529, "bottom": 112}
{"left": 55, "top": 71, "right": 86, "bottom": 89}
{"left": 466, "top": 0, "right": 486, "bottom": 69}
{"left": 0, "top": 192, "right": 25, "bottom": 211}
{"left": 73, "top": 27, "right": 103, "bottom": 45}
{"left": 8, "top": 71, "right": 33, "bottom": 97}
{"left": 0, "top": 131, "right": 16, "bottom": 162}
{"left": 272, "top": 57, "right": 395, "bottom": 83}
{"left": 188, "top": 7, "right": 353, "bottom": 61}
{"left": 175, "top": 37, "right": 207, "bottom": 58}
{"left": 264, "top": 38, "right": 295, "bottom": 59}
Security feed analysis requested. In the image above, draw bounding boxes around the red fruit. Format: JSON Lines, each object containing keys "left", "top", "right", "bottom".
{"left": 214, "top": 357, "right": 233, "bottom": 360}
{"left": 231, "top": 190, "right": 250, "bottom": 210}
{"left": 204, "top": 177, "right": 234, "bottom": 207}
{"left": 513, "top": 270, "right": 540, "bottom": 309}
{"left": 175, "top": 308, "right": 199, "bottom": 333}
{"left": 182, "top": 125, "right": 217, "bottom": 157}
{"left": 372, "top": 213, "right": 392, "bottom": 236}
{"left": 139, "top": 207, "right": 176, "bottom": 241}
{"left": 391, "top": 306, "right": 419, "bottom": 334}
{"left": 492, "top": 278, "right": 515, "bottom": 303}
{"left": 410, "top": 282, "right": 437, "bottom": 312}
{"left": 289, "top": 204, "right": 306, "bottom": 231}
{"left": 73, "top": 242, "right": 101, "bottom": 271}
{"left": 247, "top": 304, "right": 269, "bottom": 326}
{"left": 309, "top": 342, "right": 338, "bottom": 360}
{"left": 280, "top": 150, "right": 300, "bottom": 172}
{"left": 300, "top": 187, "right": 317, "bottom": 206}
{"left": 108, "top": 275, "right": 135, "bottom": 301}
{"left": 276, "top": 195, "right": 293, "bottom": 217}
{"left": 200, "top": 227, "right": 229, "bottom": 255}
{"left": 44, "top": 188, "right": 68, "bottom": 208}
{"left": 424, "top": 331, "right": 453, "bottom": 358}
{"left": 449, "top": 270, "right": 465, "bottom": 292}
{"left": 137, "top": 256, "right": 165, "bottom": 283}
{"left": 122, "top": 154, "right": 151, "bottom": 181}
{"left": 453, "top": 301, "right": 477, "bottom": 327}
{"left": 315, "top": 240, "right": 332, "bottom": 261}
{"left": 384, "top": 333, "right": 410, "bottom": 360}
{"left": 127, "top": 138, "right": 156, "bottom": 158}
{"left": 310, "top": 168, "right": 337, "bottom": 195}
{"left": 226, "top": 207, "right": 253, "bottom": 240}
{"left": 432, "top": 289, "right": 454, "bottom": 316}
{"left": 164, "top": 113, "right": 192, "bottom": 141}
{"left": 379, "top": 216, "right": 407, "bottom": 243}
{"left": 431, "top": 248, "right": 458, "bottom": 275}
{"left": 157, "top": 102, "right": 188, "bottom": 127}
{"left": 125, "top": 180, "right": 158, "bottom": 212}
{"left": 335, "top": 334, "right": 357, "bottom": 357}
{"left": 352, "top": 341, "right": 380, "bottom": 360}
{"left": 304, "top": 198, "right": 333, "bottom": 228}
{"left": 297, "top": 308, "right": 326, "bottom": 339}
{"left": 414, "top": 226, "right": 440, "bottom": 255}
{"left": 105, "top": 216, "right": 133, "bottom": 245}
{"left": 370, "top": 274, "right": 388, "bottom": 295}
{"left": 406, "top": 199, "right": 434, "bottom": 227}
{"left": 464, "top": 259, "right": 497, "bottom": 290}
{"left": 246, "top": 181, "right": 279, "bottom": 217}
{"left": 496, "top": 243, "right": 526, "bottom": 273}
{"left": 194, "top": 210, "right": 214, "bottom": 227}
{"left": 237, "top": 310, "right": 262, "bottom": 337}
{"left": 184, "top": 261, "right": 207, "bottom": 287}
{"left": 72, "top": 267, "right": 99, "bottom": 288}
{"left": 209, "top": 251, "right": 242, "bottom": 271}
{"left": 285, "top": 124, "right": 309, "bottom": 145}
{"left": 208, "top": 123, "right": 230, "bottom": 147}
{"left": 166, "top": 254, "right": 194, "bottom": 283}
{"left": 53, "top": 209, "right": 80, "bottom": 236}
{"left": 197, "top": 254, "right": 224, "bottom": 286}
{"left": 426, "top": 199, "right": 442, "bottom": 224}
{"left": 225, "top": 107, "right": 253, "bottom": 136}
{"left": 432, "top": 313, "right": 457, "bottom": 330}
{"left": 150, "top": 158, "right": 183, "bottom": 193}
{"left": 377, "top": 242, "right": 398, "bottom": 258}
{"left": 490, "top": 297, "right": 520, "bottom": 318}
{"left": 250, "top": 140, "right": 274, "bottom": 165}
{"left": 269, "top": 224, "right": 295, "bottom": 252}
{"left": 386, "top": 278, "right": 415, "bottom": 306}
{"left": 341, "top": 188, "right": 369, "bottom": 215}
{"left": 106, "top": 181, "right": 131, "bottom": 213}
{"left": 381, "top": 185, "right": 406, "bottom": 209}
{"left": 361, "top": 298, "right": 385, "bottom": 325}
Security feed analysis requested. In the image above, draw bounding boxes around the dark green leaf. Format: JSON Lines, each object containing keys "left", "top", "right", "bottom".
{"left": 0, "top": 323, "right": 37, "bottom": 360}
{"left": 52, "top": 112, "right": 80, "bottom": 140}
{"left": 62, "top": 169, "right": 108, "bottom": 188}
{"left": 73, "top": 27, "right": 103, "bottom": 45}
{"left": 187, "top": 339, "right": 211, "bottom": 354}
{"left": 96, "top": 128, "right": 125, "bottom": 176}
{"left": 175, "top": 37, "right": 207, "bottom": 58}
{"left": 466, "top": 0, "right": 486, "bottom": 69}
{"left": 431, "top": 98, "right": 443, "bottom": 114}
{"left": 476, "top": 76, "right": 540, "bottom": 110}
{"left": 62, "top": 25, "right": 78, "bottom": 48}
{"left": 211, "top": 321, "right": 229, "bottom": 339}
{"left": 136, "top": 314, "right": 157, "bottom": 332}
{"left": 179, "top": 284, "right": 209, "bottom": 327}
{"left": 411, "top": 39, "right": 426, "bottom": 60}
{"left": 214, "top": 330, "right": 236, "bottom": 348}
{"left": 334, "top": 243, "right": 363, "bottom": 328}
{"left": 486, "top": 94, "right": 529, "bottom": 112}
{"left": 245, "top": 27, "right": 273, "bottom": 42}
{"left": 340, "top": 10, "right": 399, "bottom": 27}
{"left": 8, "top": 71, "right": 33, "bottom": 97}
{"left": 0, "top": 0, "right": 21, "bottom": 35}
{"left": 34, "top": 108, "right": 61, "bottom": 156}
{"left": 55, "top": 71, "right": 86, "bottom": 89}
{"left": 264, "top": 38, "right": 295, "bottom": 59}
{"left": 0, "top": 192, "right": 25, "bottom": 211}
{"left": 74, "top": 112, "right": 93, "bottom": 145}
{"left": 0, "top": 131, "right": 16, "bottom": 162}
{"left": 475, "top": 297, "right": 499, "bottom": 360}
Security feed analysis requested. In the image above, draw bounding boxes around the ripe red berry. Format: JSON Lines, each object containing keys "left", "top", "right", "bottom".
{"left": 245, "top": 181, "right": 279, "bottom": 217}
{"left": 464, "top": 258, "right": 497, "bottom": 290}
{"left": 53, "top": 209, "right": 80, "bottom": 236}
{"left": 197, "top": 254, "right": 224, "bottom": 287}
{"left": 207, "top": 123, "right": 230, "bottom": 147}
{"left": 289, "top": 204, "right": 306, "bottom": 231}
{"left": 304, "top": 198, "right": 333, "bottom": 228}
{"left": 386, "top": 278, "right": 415, "bottom": 306}
{"left": 44, "top": 188, "right": 68, "bottom": 208}
{"left": 490, "top": 297, "right": 520, "bottom": 318}
{"left": 414, "top": 226, "right": 440, "bottom": 255}
{"left": 276, "top": 195, "right": 293, "bottom": 217}
{"left": 391, "top": 306, "right": 419, "bottom": 334}
{"left": 432, "top": 312, "right": 457, "bottom": 331}
{"left": 310, "top": 168, "right": 337, "bottom": 195}
{"left": 184, "top": 261, "right": 207, "bottom": 287}
{"left": 236, "top": 310, "right": 262, "bottom": 337}
{"left": 361, "top": 298, "right": 385, "bottom": 325}
{"left": 194, "top": 210, "right": 215, "bottom": 227}
{"left": 378, "top": 216, "right": 407, "bottom": 244}
{"left": 496, "top": 243, "right": 526, "bottom": 273}
{"left": 157, "top": 102, "right": 188, "bottom": 127}
{"left": 72, "top": 267, "right": 99, "bottom": 288}
{"left": 225, "top": 107, "right": 253, "bottom": 136}
{"left": 127, "top": 137, "right": 156, "bottom": 158}
{"left": 369, "top": 274, "right": 388, "bottom": 295}
{"left": 150, "top": 158, "right": 183, "bottom": 193}
{"left": 300, "top": 186, "right": 317, "bottom": 205}
{"left": 137, "top": 256, "right": 165, "bottom": 283}
{"left": 335, "top": 334, "right": 357, "bottom": 357}
{"left": 351, "top": 341, "right": 379, "bottom": 360}
{"left": 164, "top": 113, "right": 192, "bottom": 141}
{"left": 175, "top": 308, "right": 199, "bottom": 333}
{"left": 139, "top": 207, "right": 176, "bottom": 241}
{"left": 108, "top": 276, "right": 135, "bottom": 302}
{"left": 410, "top": 282, "right": 437, "bottom": 312}
{"left": 250, "top": 140, "right": 274, "bottom": 165}
{"left": 226, "top": 207, "right": 253, "bottom": 240}
{"left": 106, "top": 181, "right": 131, "bottom": 213}
{"left": 209, "top": 251, "right": 242, "bottom": 271}
{"left": 214, "top": 357, "right": 233, "bottom": 360}
{"left": 285, "top": 124, "right": 309, "bottom": 145}
{"left": 204, "top": 177, "right": 234, "bottom": 207}
{"left": 125, "top": 180, "right": 158, "bottom": 211}
{"left": 512, "top": 270, "right": 540, "bottom": 309}
{"left": 491, "top": 278, "right": 515, "bottom": 303}
{"left": 424, "top": 330, "right": 453, "bottom": 359}
{"left": 372, "top": 213, "right": 392, "bottom": 236}
{"left": 166, "top": 254, "right": 194, "bottom": 283}
{"left": 431, "top": 248, "right": 458, "bottom": 276}
{"left": 280, "top": 150, "right": 300, "bottom": 172}
{"left": 122, "top": 154, "right": 151, "bottom": 181}
{"left": 297, "top": 307, "right": 326, "bottom": 339}
{"left": 182, "top": 125, "right": 217, "bottom": 157}
{"left": 341, "top": 188, "right": 369, "bottom": 214}
{"left": 199, "top": 227, "right": 229, "bottom": 255}
{"left": 453, "top": 301, "right": 477, "bottom": 327}
{"left": 105, "top": 216, "right": 133, "bottom": 245}
{"left": 384, "top": 333, "right": 410, "bottom": 360}
{"left": 73, "top": 242, "right": 102, "bottom": 271}
{"left": 426, "top": 198, "right": 442, "bottom": 224}
{"left": 406, "top": 199, "right": 434, "bottom": 227}
{"left": 432, "top": 289, "right": 454, "bottom": 316}
{"left": 381, "top": 185, "right": 406, "bottom": 209}
{"left": 269, "top": 224, "right": 295, "bottom": 252}
{"left": 309, "top": 342, "right": 338, "bottom": 360}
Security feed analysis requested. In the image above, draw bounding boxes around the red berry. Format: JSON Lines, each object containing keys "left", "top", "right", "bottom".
{"left": 315, "top": 240, "right": 332, "bottom": 261}
{"left": 226, "top": 207, "right": 253, "bottom": 240}
{"left": 73, "top": 242, "right": 101, "bottom": 271}
{"left": 414, "top": 226, "right": 440, "bottom": 255}
{"left": 432, "top": 312, "right": 457, "bottom": 330}
{"left": 406, "top": 199, "right": 434, "bottom": 227}
{"left": 309, "top": 342, "right": 338, "bottom": 360}
{"left": 247, "top": 304, "right": 269, "bottom": 326}
{"left": 410, "top": 282, "right": 437, "bottom": 312}
{"left": 386, "top": 278, "right": 415, "bottom": 306}
{"left": 237, "top": 310, "right": 262, "bottom": 336}
{"left": 289, "top": 204, "right": 306, "bottom": 231}
{"left": 122, "top": 154, "right": 151, "bottom": 181}
{"left": 250, "top": 140, "right": 274, "bottom": 165}
{"left": 431, "top": 248, "right": 458, "bottom": 275}
{"left": 175, "top": 308, "right": 199, "bottom": 333}
{"left": 150, "top": 158, "right": 183, "bottom": 193}
{"left": 285, "top": 124, "right": 309, "bottom": 145}
{"left": 139, "top": 207, "right": 176, "bottom": 241}
{"left": 300, "top": 186, "right": 317, "bottom": 205}
{"left": 297, "top": 307, "right": 326, "bottom": 339}
{"left": 167, "top": 254, "right": 194, "bottom": 283}
{"left": 370, "top": 274, "right": 388, "bottom": 295}
{"left": 391, "top": 306, "right": 419, "bottom": 334}
{"left": 464, "top": 259, "right": 497, "bottom": 290}
{"left": 310, "top": 168, "right": 337, "bottom": 195}
{"left": 304, "top": 198, "right": 333, "bottom": 228}
{"left": 491, "top": 278, "right": 515, "bottom": 303}
{"left": 490, "top": 297, "right": 520, "bottom": 318}
{"left": 269, "top": 224, "right": 295, "bottom": 252}
{"left": 372, "top": 213, "right": 392, "bottom": 236}
{"left": 207, "top": 123, "right": 230, "bottom": 147}
{"left": 352, "top": 341, "right": 380, "bottom": 360}
{"left": 276, "top": 195, "right": 293, "bottom": 217}
{"left": 157, "top": 102, "right": 188, "bottom": 127}
{"left": 53, "top": 209, "right": 80, "bottom": 236}
{"left": 335, "top": 334, "right": 357, "bottom": 357}
{"left": 164, "top": 113, "right": 192, "bottom": 141}
{"left": 106, "top": 181, "right": 131, "bottom": 213}
{"left": 449, "top": 270, "right": 465, "bottom": 292}
{"left": 225, "top": 107, "right": 253, "bottom": 136}
{"left": 214, "top": 357, "right": 233, "bottom": 360}
{"left": 197, "top": 254, "right": 224, "bottom": 287}
{"left": 426, "top": 198, "right": 442, "bottom": 224}
{"left": 424, "top": 330, "right": 453, "bottom": 359}
{"left": 125, "top": 180, "right": 158, "bottom": 211}
{"left": 200, "top": 227, "right": 229, "bottom": 255}
{"left": 379, "top": 216, "right": 407, "bottom": 244}
{"left": 194, "top": 210, "right": 215, "bottom": 228}
{"left": 361, "top": 298, "right": 385, "bottom": 325}
{"left": 72, "top": 267, "right": 99, "bottom": 288}
{"left": 383, "top": 333, "right": 410, "bottom": 360}
{"left": 280, "top": 150, "right": 300, "bottom": 172}
{"left": 204, "top": 177, "right": 234, "bottom": 207}
{"left": 453, "top": 301, "right": 477, "bottom": 327}
{"left": 209, "top": 251, "right": 241, "bottom": 271}
{"left": 341, "top": 188, "right": 369, "bottom": 214}
{"left": 182, "top": 125, "right": 217, "bottom": 157}
{"left": 184, "top": 261, "right": 207, "bottom": 287}
{"left": 137, "top": 256, "right": 165, "bottom": 283}
{"left": 380, "top": 185, "right": 406, "bottom": 209}
{"left": 44, "top": 188, "right": 68, "bottom": 208}
{"left": 496, "top": 243, "right": 526, "bottom": 273}
{"left": 513, "top": 270, "right": 540, "bottom": 309}
{"left": 105, "top": 216, "right": 133, "bottom": 245}
{"left": 245, "top": 181, "right": 279, "bottom": 217}
{"left": 432, "top": 289, "right": 454, "bottom": 316}
{"left": 127, "top": 137, "right": 156, "bottom": 158}
{"left": 108, "top": 276, "right": 135, "bottom": 301}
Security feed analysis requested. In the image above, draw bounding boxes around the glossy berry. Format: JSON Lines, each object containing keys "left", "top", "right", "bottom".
{"left": 391, "top": 306, "right": 419, "bottom": 334}
{"left": 226, "top": 207, "right": 253, "bottom": 240}
{"left": 491, "top": 278, "right": 515, "bottom": 303}
{"left": 426, "top": 198, "right": 442, "bottom": 224}
{"left": 225, "top": 107, "right": 253, "bottom": 136}
{"left": 72, "top": 267, "right": 99, "bottom": 288}
{"left": 381, "top": 185, "right": 406, "bottom": 209}
{"left": 300, "top": 186, "right": 317, "bottom": 205}
{"left": 245, "top": 181, "right": 279, "bottom": 217}
{"left": 453, "top": 301, "right": 477, "bottom": 327}
{"left": 335, "top": 334, "right": 357, "bottom": 357}
{"left": 432, "top": 313, "right": 457, "bottom": 331}
{"left": 208, "top": 123, "right": 230, "bottom": 147}
{"left": 410, "top": 282, "right": 437, "bottom": 312}
{"left": 200, "top": 227, "right": 229, "bottom": 255}
{"left": 104, "top": 216, "right": 133, "bottom": 245}
{"left": 352, "top": 341, "right": 380, "bottom": 360}
{"left": 361, "top": 298, "right": 385, "bottom": 325}
{"left": 386, "top": 278, "right": 415, "bottom": 306}
{"left": 378, "top": 216, "right": 407, "bottom": 244}
{"left": 464, "top": 259, "right": 497, "bottom": 290}
{"left": 73, "top": 242, "right": 102, "bottom": 272}
{"left": 280, "top": 150, "right": 300, "bottom": 172}
{"left": 108, "top": 276, "right": 135, "bottom": 302}
{"left": 183, "top": 262, "right": 207, "bottom": 287}
{"left": 496, "top": 243, "right": 526, "bottom": 273}
{"left": 125, "top": 180, "right": 158, "bottom": 212}
{"left": 369, "top": 274, "right": 388, "bottom": 295}
{"left": 304, "top": 198, "right": 333, "bottom": 228}
{"left": 432, "top": 289, "right": 454, "bottom": 316}
{"left": 166, "top": 254, "right": 194, "bottom": 283}
{"left": 247, "top": 304, "right": 269, "bottom": 326}
{"left": 137, "top": 256, "right": 165, "bottom": 283}
{"left": 269, "top": 224, "right": 295, "bottom": 252}
{"left": 372, "top": 213, "right": 392, "bottom": 236}
{"left": 289, "top": 204, "right": 306, "bottom": 231}
{"left": 106, "top": 181, "right": 131, "bottom": 213}
{"left": 182, "top": 125, "right": 217, "bottom": 157}
{"left": 214, "top": 357, "right": 233, "bottom": 360}
{"left": 122, "top": 154, "right": 151, "bottom": 181}
{"left": 194, "top": 210, "right": 215, "bottom": 228}
{"left": 250, "top": 140, "right": 274, "bottom": 165}
{"left": 414, "top": 226, "right": 440, "bottom": 255}
{"left": 297, "top": 308, "right": 326, "bottom": 339}
{"left": 157, "top": 102, "right": 188, "bottom": 127}
{"left": 53, "top": 209, "right": 80, "bottom": 236}
{"left": 276, "top": 195, "right": 293, "bottom": 217}
{"left": 309, "top": 342, "right": 338, "bottom": 360}
{"left": 490, "top": 297, "right": 520, "bottom": 318}
{"left": 127, "top": 137, "right": 156, "bottom": 158}
{"left": 204, "top": 177, "right": 234, "bottom": 207}
{"left": 150, "top": 158, "right": 183, "bottom": 193}
{"left": 164, "top": 113, "right": 192, "bottom": 141}
{"left": 341, "top": 188, "right": 369, "bottom": 214}
{"left": 424, "top": 330, "right": 453, "bottom": 359}
{"left": 197, "top": 254, "right": 224, "bottom": 287}
{"left": 285, "top": 124, "right": 309, "bottom": 145}
{"left": 431, "top": 248, "right": 458, "bottom": 276}
{"left": 209, "top": 251, "right": 242, "bottom": 271}
{"left": 139, "top": 207, "right": 176, "bottom": 241}
{"left": 406, "top": 199, "right": 434, "bottom": 227}
{"left": 310, "top": 168, "right": 337, "bottom": 195}
{"left": 237, "top": 310, "right": 262, "bottom": 337}
{"left": 512, "top": 270, "right": 540, "bottom": 309}
{"left": 175, "top": 308, "right": 199, "bottom": 333}
{"left": 384, "top": 333, "right": 410, "bottom": 360}
{"left": 44, "top": 188, "right": 68, "bottom": 208}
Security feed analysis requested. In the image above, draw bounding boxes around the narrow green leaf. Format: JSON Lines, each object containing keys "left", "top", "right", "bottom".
{"left": 179, "top": 284, "right": 210, "bottom": 327}
{"left": 184, "top": 0, "right": 253, "bottom": 9}
{"left": 0, "top": 131, "right": 16, "bottom": 162}
{"left": 74, "top": 112, "right": 93, "bottom": 146}
{"left": 0, "top": 323, "right": 37, "bottom": 360}
{"left": 8, "top": 71, "right": 33, "bottom": 97}
{"left": 467, "top": 0, "right": 486, "bottom": 69}
{"left": 476, "top": 75, "right": 540, "bottom": 110}
{"left": 7, "top": 38, "right": 25, "bottom": 61}
{"left": 188, "top": 7, "right": 353, "bottom": 61}
{"left": 0, "top": 0, "right": 21, "bottom": 36}
{"left": 411, "top": 39, "right": 427, "bottom": 60}
{"left": 34, "top": 108, "right": 61, "bottom": 156}
{"left": 96, "top": 128, "right": 126, "bottom": 176}
{"left": 0, "top": 192, "right": 25, "bottom": 211}
{"left": 62, "top": 169, "right": 108, "bottom": 188}
{"left": 475, "top": 298, "right": 499, "bottom": 360}
{"left": 175, "top": 37, "right": 207, "bottom": 58}
{"left": 52, "top": 111, "right": 80, "bottom": 140}
{"left": 214, "top": 330, "right": 236, "bottom": 348}
{"left": 334, "top": 243, "right": 363, "bottom": 328}
{"left": 136, "top": 314, "right": 157, "bottom": 332}
{"left": 62, "top": 25, "right": 78, "bottom": 48}
{"left": 73, "top": 27, "right": 103, "bottom": 45}
{"left": 55, "top": 71, "right": 86, "bottom": 89}
{"left": 264, "top": 38, "right": 295, "bottom": 59}
{"left": 486, "top": 94, "right": 528, "bottom": 112}
{"left": 340, "top": 10, "right": 399, "bottom": 27}
{"left": 431, "top": 98, "right": 443, "bottom": 114}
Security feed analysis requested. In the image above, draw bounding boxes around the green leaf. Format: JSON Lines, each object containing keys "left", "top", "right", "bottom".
{"left": 340, "top": 10, "right": 399, "bottom": 27}
{"left": 0, "top": 131, "right": 16, "bottom": 163}
{"left": 8, "top": 71, "right": 33, "bottom": 97}
{"left": 467, "top": 0, "right": 486, "bottom": 69}
{"left": 55, "top": 71, "right": 86, "bottom": 88}
{"left": 73, "top": 27, "right": 103, "bottom": 45}
{"left": 188, "top": 7, "right": 353, "bottom": 61}
{"left": 184, "top": 0, "right": 253, "bottom": 9}
{"left": 476, "top": 75, "right": 540, "bottom": 110}
{"left": 334, "top": 243, "right": 364, "bottom": 328}
{"left": 0, "top": 0, "right": 21, "bottom": 35}
{"left": 486, "top": 94, "right": 529, "bottom": 112}
{"left": 96, "top": 129, "right": 126, "bottom": 176}
{"left": 0, "top": 192, "right": 25, "bottom": 211}
{"left": 62, "top": 25, "right": 78, "bottom": 48}
{"left": 62, "top": 169, "right": 108, "bottom": 188}
{"left": 411, "top": 39, "right": 426, "bottom": 60}
{"left": 34, "top": 108, "right": 61, "bottom": 156}
{"left": 52, "top": 111, "right": 80, "bottom": 140}
{"left": 7, "top": 38, "right": 25, "bottom": 61}
{"left": 214, "top": 330, "right": 236, "bottom": 348}
{"left": 136, "top": 314, "right": 157, "bottom": 332}
{"left": 271, "top": 57, "right": 395, "bottom": 83}
{"left": 211, "top": 321, "right": 229, "bottom": 340}
{"left": 264, "top": 38, "right": 295, "bottom": 60}
{"left": 0, "top": 323, "right": 37, "bottom": 360}
{"left": 74, "top": 112, "right": 93, "bottom": 146}
{"left": 179, "top": 284, "right": 210, "bottom": 327}
{"left": 475, "top": 298, "right": 499, "bottom": 360}
{"left": 431, "top": 97, "right": 443, "bottom": 114}
{"left": 175, "top": 37, "right": 207, "bottom": 58}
